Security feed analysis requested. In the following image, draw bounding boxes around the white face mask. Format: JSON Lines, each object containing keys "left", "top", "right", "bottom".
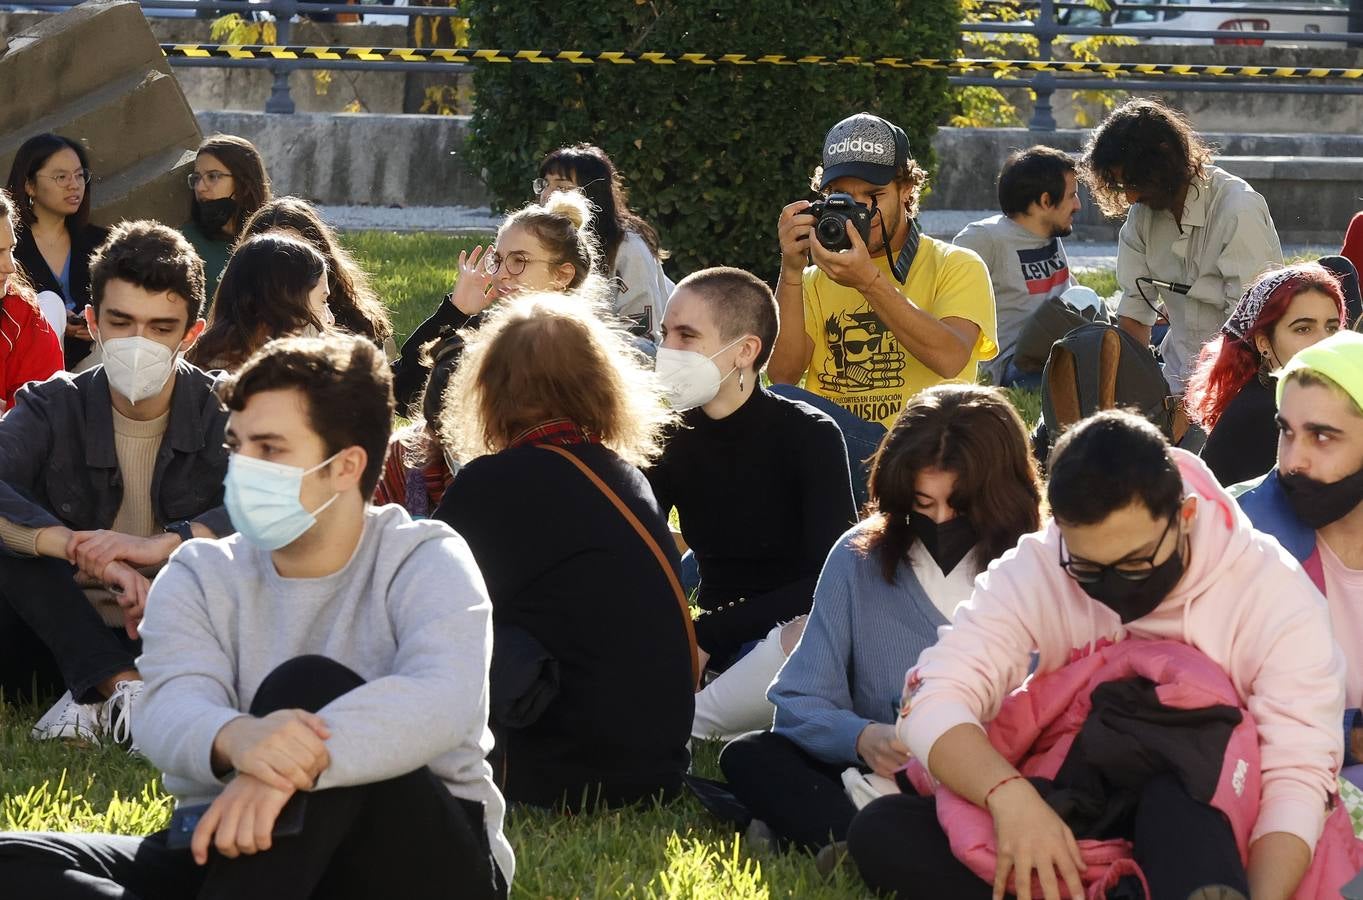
{"left": 97, "top": 333, "right": 179, "bottom": 404}
{"left": 654, "top": 336, "right": 745, "bottom": 411}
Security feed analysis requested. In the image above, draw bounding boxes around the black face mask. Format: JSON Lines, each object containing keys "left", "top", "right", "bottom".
{"left": 1078, "top": 542, "right": 1185, "bottom": 624}
{"left": 1279, "top": 468, "right": 1363, "bottom": 530}
{"left": 908, "top": 511, "right": 977, "bottom": 575}
{"left": 194, "top": 196, "right": 238, "bottom": 236}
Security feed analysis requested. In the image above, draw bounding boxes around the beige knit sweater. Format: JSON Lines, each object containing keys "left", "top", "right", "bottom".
{"left": 0, "top": 408, "right": 169, "bottom": 626}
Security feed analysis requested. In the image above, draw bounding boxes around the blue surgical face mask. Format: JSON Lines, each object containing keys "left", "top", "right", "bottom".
{"left": 225, "top": 451, "right": 343, "bottom": 551}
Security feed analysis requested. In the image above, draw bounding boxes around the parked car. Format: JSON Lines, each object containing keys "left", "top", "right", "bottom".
{"left": 1058, "top": 0, "right": 1351, "bottom": 47}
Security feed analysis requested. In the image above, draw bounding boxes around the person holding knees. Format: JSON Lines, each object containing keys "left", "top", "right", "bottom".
{"left": 0, "top": 333, "right": 513, "bottom": 898}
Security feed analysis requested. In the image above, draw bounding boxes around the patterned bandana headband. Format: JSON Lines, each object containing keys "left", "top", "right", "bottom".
{"left": 1222, "top": 267, "right": 1301, "bottom": 343}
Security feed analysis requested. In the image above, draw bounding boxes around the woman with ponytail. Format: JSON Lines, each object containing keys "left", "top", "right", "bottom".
{"left": 717, "top": 384, "right": 1042, "bottom": 856}
{"left": 1187, "top": 263, "right": 1346, "bottom": 486}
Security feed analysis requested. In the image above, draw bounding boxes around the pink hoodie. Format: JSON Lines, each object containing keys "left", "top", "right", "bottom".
{"left": 899, "top": 448, "right": 1346, "bottom": 851}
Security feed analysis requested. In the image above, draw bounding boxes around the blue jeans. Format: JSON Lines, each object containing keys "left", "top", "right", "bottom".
{"left": 1001, "top": 357, "right": 1043, "bottom": 392}
{"left": 767, "top": 383, "right": 885, "bottom": 510}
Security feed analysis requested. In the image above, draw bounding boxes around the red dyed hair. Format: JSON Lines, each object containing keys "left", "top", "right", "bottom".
{"left": 1186, "top": 263, "right": 1345, "bottom": 428}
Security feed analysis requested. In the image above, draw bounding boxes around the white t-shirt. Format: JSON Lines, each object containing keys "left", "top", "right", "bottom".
{"left": 611, "top": 230, "right": 672, "bottom": 344}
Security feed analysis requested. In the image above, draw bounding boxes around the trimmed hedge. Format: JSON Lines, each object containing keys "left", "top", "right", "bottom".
{"left": 465, "top": 0, "right": 959, "bottom": 280}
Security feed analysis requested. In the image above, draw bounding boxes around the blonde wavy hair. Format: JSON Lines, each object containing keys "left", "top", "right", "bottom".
{"left": 440, "top": 290, "right": 677, "bottom": 467}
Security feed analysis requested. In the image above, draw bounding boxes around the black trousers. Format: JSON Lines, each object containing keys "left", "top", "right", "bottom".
{"left": 846, "top": 773, "right": 1249, "bottom": 899}
{"left": 0, "top": 554, "right": 139, "bottom": 703}
{"left": 0, "top": 655, "right": 508, "bottom": 899}
{"left": 719, "top": 730, "right": 860, "bottom": 852}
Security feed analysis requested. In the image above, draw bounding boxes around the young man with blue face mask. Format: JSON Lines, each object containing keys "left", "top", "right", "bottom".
{"left": 0, "top": 333, "right": 513, "bottom": 898}
{"left": 0, "top": 220, "right": 227, "bottom": 746}
{"left": 651, "top": 267, "right": 856, "bottom": 738}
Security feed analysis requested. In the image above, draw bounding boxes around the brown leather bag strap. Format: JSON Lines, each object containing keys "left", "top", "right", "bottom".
{"left": 537, "top": 443, "right": 701, "bottom": 685}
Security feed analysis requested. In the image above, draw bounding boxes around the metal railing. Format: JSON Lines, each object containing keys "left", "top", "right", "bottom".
{"left": 5, "top": 0, "right": 1361, "bottom": 123}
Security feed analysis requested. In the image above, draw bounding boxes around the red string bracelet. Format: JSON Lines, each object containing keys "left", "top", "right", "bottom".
{"left": 984, "top": 774, "right": 1025, "bottom": 805}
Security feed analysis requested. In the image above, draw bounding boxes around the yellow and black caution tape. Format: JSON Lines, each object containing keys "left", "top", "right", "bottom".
{"left": 159, "top": 46, "right": 1363, "bottom": 80}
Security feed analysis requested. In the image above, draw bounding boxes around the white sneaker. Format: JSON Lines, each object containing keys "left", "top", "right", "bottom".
{"left": 100, "top": 679, "right": 144, "bottom": 751}
{"left": 31, "top": 691, "right": 103, "bottom": 743}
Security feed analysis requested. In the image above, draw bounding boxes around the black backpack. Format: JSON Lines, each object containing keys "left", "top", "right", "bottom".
{"left": 1038, "top": 322, "right": 1190, "bottom": 462}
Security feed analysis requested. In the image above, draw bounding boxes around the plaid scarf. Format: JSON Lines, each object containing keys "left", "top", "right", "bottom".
{"left": 507, "top": 418, "right": 601, "bottom": 450}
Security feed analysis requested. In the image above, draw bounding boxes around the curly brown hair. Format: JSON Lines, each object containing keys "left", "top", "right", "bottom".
{"left": 1081, "top": 99, "right": 1215, "bottom": 218}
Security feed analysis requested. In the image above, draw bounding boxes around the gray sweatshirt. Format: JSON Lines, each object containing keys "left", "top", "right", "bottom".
{"left": 134, "top": 503, "right": 514, "bottom": 884}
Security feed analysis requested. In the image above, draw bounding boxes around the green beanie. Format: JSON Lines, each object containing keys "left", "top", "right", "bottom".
{"left": 1276, "top": 330, "right": 1363, "bottom": 411}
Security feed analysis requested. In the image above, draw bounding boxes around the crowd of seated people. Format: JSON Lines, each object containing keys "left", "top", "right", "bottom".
{"left": 2, "top": 96, "right": 1363, "bottom": 900}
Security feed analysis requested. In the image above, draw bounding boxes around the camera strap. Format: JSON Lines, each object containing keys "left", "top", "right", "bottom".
{"left": 876, "top": 203, "right": 920, "bottom": 285}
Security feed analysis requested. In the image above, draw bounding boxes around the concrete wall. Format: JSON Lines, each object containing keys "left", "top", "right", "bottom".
{"left": 3, "top": 7, "right": 1358, "bottom": 129}
{"left": 927, "top": 128, "right": 1363, "bottom": 244}
{"left": 201, "top": 111, "right": 1360, "bottom": 245}
{"left": 198, "top": 110, "right": 485, "bottom": 207}
{"left": 0, "top": 10, "right": 470, "bottom": 115}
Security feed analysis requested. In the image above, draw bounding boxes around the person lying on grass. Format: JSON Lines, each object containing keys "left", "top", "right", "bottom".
{"left": 0, "top": 333, "right": 513, "bottom": 898}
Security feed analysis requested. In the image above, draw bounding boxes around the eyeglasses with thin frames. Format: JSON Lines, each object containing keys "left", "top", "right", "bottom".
{"left": 34, "top": 170, "right": 92, "bottom": 189}
{"left": 484, "top": 251, "right": 556, "bottom": 276}
{"left": 1058, "top": 510, "right": 1180, "bottom": 584}
{"left": 188, "top": 171, "right": 233, "bottom": 190}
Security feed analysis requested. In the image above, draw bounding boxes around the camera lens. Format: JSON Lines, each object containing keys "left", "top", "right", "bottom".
{"left": 815, "top": 215, "right": 846, "bottom": 247}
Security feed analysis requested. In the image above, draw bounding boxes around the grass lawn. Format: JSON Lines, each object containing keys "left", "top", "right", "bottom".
{"left": 0, "top": 231, "right": 1061, "bottom": 898}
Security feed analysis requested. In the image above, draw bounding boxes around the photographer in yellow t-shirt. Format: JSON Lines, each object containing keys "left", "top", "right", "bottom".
{"left": 768, "top": 112, "right": 997, "bottom": 503}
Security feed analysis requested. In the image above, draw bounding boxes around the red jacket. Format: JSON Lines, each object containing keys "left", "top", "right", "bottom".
{"left": 904, "top": 639, "right": 1363, "bottom": 899}
{"left": 0, "top": 291, "right": 63, "bottom": 411}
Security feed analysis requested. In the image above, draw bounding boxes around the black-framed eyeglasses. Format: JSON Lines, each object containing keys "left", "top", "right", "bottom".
{"left": 1059, "top": 510, "right": 1179, "bottom": 584}
{"left": 484, "top": 251, "right": 555, "bottom": 276}
{"left": 35, "top": 170, "right": 92, "bottom": 189}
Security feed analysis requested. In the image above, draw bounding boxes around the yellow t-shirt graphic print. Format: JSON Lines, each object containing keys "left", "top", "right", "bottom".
{"left": 800, "top": 235, "right": 997, "bottom": 429}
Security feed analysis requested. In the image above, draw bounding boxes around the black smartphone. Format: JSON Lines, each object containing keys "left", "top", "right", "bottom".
{"left": 165, "top": 792, "right": 307, "bottom": 850}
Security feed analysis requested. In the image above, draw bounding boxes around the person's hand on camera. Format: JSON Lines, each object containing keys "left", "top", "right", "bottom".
{"left": 778, "top": 201, "right": 816, "bottom": 280}
{"left": 450, "top": 245, "right": 494, "bottom": 316}
{"left": 855, "top": 723, "right": 911, "bottom": 778}
{"left": 987, "top": 777, "right": 1086, "bottom": 900}
{"left": 809, "top": 219, "right": 879, "bottom": 294}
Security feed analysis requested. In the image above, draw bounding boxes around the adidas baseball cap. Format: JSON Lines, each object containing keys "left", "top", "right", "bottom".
{"left": 819, "top": 113, "right": 911, "bottom": 189}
